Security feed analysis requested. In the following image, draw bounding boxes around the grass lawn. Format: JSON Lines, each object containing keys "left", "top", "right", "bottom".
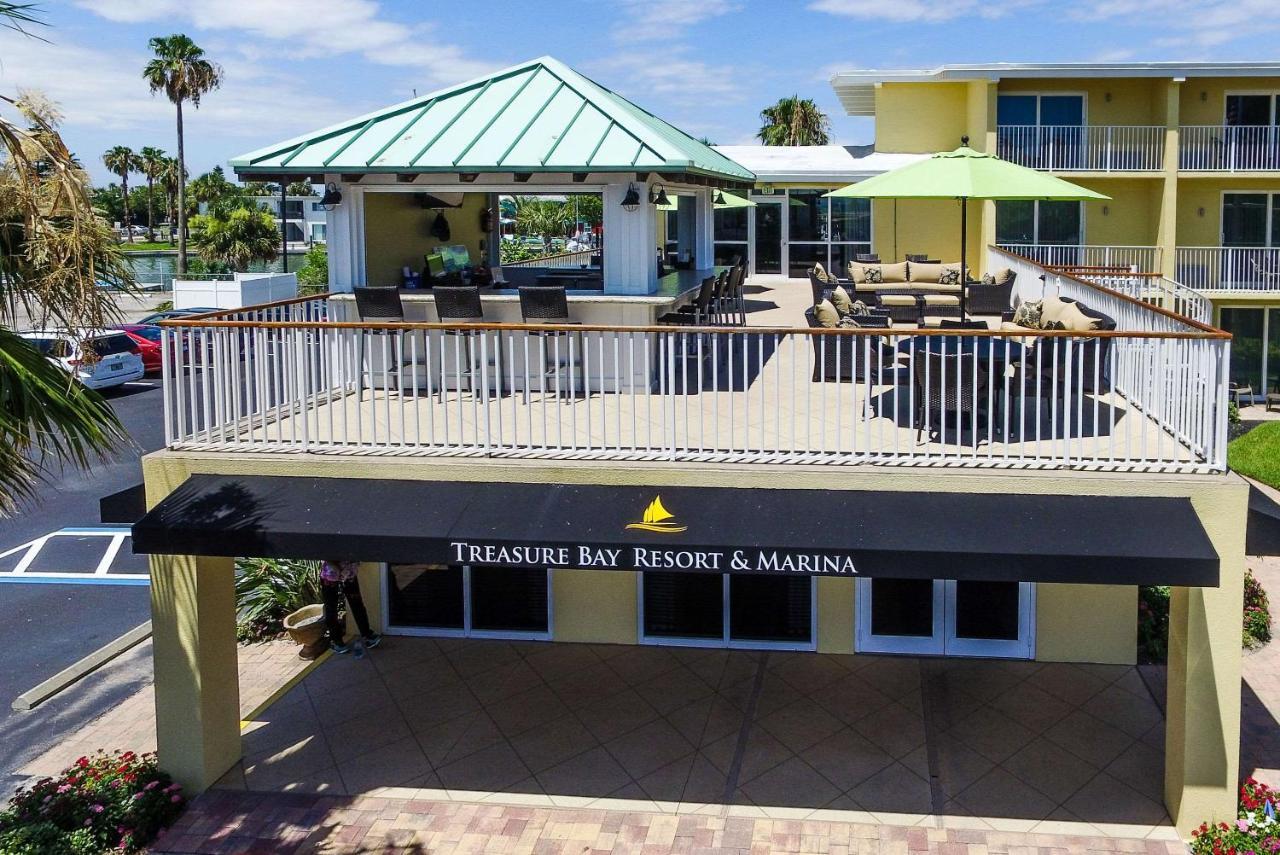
{"left": 1229, "top": 421, "right": 1280, "bottom": 490}
{"left": 119, "top": 241, "right": 175, "bottom": 252}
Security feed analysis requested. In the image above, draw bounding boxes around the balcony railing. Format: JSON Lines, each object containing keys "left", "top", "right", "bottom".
{"left": 996, "top": 125, "right": 1165, "bottom": 171}
{"left": 1175, "top": 247, "right": 1280, "bottom": 292}
{"left": 1049, "top": 271, "right": 1212, "bottom": 326}
{"left": 502, "top": 249, "right": 596, "bottom": 269}
{"left": 996, "top": 244, "right": 1161, "bottom": 273}
{"left": 157, "top": 263, "right": 1229, "bottom": 474}
{"left": 1180, "top": 126, "right": 1280, "bottom": 171}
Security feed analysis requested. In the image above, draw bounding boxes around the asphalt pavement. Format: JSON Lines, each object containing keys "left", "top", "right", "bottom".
{"left": 0, "top": 377, "right": 163, "bottom": 795}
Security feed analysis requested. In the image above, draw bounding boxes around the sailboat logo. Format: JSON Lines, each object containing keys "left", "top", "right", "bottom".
{"left": 626, "top": 495, "right": 687, "bottom": 533}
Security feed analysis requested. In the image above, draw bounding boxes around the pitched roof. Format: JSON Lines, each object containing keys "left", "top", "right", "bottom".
{"left": 230, "top": 56, "right": 754, "bottom": 182}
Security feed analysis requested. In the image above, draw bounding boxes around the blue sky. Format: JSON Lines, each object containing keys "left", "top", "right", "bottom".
{"left": 2, "top": 0, "right": 1277, "bottom": 186}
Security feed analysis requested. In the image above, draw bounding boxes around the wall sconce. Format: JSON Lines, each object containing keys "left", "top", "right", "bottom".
{"left": 1201, "top": 91, "right": 1208, "bottom": 102}
{"left": 648, "top": 183, "right": 670, "bottom": 206}
{"left": 319, "top": 182, "right": 342, "bottom": 210}
{"left": 620, "top": 183, "right": 641, "bottom": 212}
{"left": 1198, "top": 207, "right": 1206, "bottom": 217}
{"left": 1102, "top": 205, "right": 1110, "bottom": 216}
{"left": 1105, "top": 92, "right": 1112, "bottom": 103}
{"left": 714, "top": 189, "right": 726, "bottom": 205}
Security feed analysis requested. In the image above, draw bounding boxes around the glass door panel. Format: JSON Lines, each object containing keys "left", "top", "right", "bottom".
{"left": 1037, "top": 201, "right": 1082, "bottom": 245}
{"left": 1269, "top": 309, "right": 1280, "bottom": 398}
{"left": 857, "top": 578, "right": 944, "bottom": 655}
{"left": 753, "top": 201, "right": 783, "bottom": 275}
{"left": 387, "top": 564, "right": 464, "bottom": 629}
{"left": 1223, "top": 194, "right": 1269, "bottom": 247}
{"left": 729, "top": 575, "right": 812, "bottom": 644}
{"left": 1227, "top": 94, "right": 1273, "bottom": 126}
{"left": 642, "top": 572, "right": 724, "bottom": 640}
{"left": 944, "top": 581, "right": 1033, "bottom": 658}
{"left": 470, "top": 566, "right": 549, "bottom": 634}
{"left": 1220, "top": 308, "right": 1266, "bottom": 395}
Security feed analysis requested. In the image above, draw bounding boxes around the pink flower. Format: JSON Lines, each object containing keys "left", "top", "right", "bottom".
{"left": 84, "top": 818, "right": 93, "bottom": 827}
{"left": 1240, "top": 820, "right": 1251, "bottom": 832}
{"left": 170, "top": 794, "right": 183, "bottom": 803}
{"left": 144, "top": 780, "right": 160, "bottom": 791}
{"left": 56, "top": 784, "right": 71, "bottom": 794}
{"left": 90, "top": 804, "right": 104, "bottom": 813}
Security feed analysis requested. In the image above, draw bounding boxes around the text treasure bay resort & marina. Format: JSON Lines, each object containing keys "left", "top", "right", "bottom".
{"left": 120, "top": 56, "right": 1280, "bottom": 840}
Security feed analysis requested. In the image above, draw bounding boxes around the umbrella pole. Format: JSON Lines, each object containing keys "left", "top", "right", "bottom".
{"left": 959, "top": 197, "right": 968, "bottom": 319}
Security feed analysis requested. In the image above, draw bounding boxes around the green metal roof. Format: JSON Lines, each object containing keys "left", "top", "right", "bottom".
{"left": 229, "top": 56, "right": 754, "bottom": 182}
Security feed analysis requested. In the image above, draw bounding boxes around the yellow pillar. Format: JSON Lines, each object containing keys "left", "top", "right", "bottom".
{"left": 1157, "top": 79, "right": 1181, "bottom": 278}
{"left": 552, "top": 568, "right": 637, "bottom": 644}
{"left": 357, "top": 562, "right": 384, "bottom": 634}
{"left": 816, "top": 576, "right": 855, "bottom": 654}
{"left": 1164, "top": 486, "right": 1247, "bottom": 833}
{"left": 150, "top": 553, "right": 241, "bottom": 794}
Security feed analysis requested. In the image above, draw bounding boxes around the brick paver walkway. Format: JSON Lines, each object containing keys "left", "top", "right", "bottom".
{"left": 151, "top": 789, "right": 1185, "bottom": 855}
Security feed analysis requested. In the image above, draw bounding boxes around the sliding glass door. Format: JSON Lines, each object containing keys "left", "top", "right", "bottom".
{"left": 856, "top": 578, "right": 1034, "bottom": 659}
{"left": 641, "top": 572, "right": 815, "bottom": 650}
{"left": 384, "top": 563, "right": 551, "bottom": 638}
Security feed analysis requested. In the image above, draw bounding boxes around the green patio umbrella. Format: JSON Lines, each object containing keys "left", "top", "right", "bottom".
{"left": 825, "top": 140, "right": 1109, "bottom": 316}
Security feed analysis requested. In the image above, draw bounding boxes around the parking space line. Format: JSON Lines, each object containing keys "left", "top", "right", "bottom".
{"left": 0, "top": 527, "right": 148, "bottom": 585}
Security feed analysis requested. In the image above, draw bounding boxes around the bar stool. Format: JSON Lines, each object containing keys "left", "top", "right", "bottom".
{"left": 434, "top": 286, "right": 503, "bottom": 399}
{"left": 353, "top": 286, "right": 417, "bottom": 393}
{"left": 518, "top": 286, "right": 582, "bottom": 398}
{"left": 729, "top": 263, "right": 747, "bottom": 326}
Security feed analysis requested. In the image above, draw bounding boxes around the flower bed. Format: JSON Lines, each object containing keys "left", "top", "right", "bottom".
{"left": 0, "top": 751, "right": 186, "bottom": 854}
{"left": 1191, "top": 778, "right": 1280, "bottom": 855}
{"left": 1245, "top": 569, "right": 1273, "bottom": 650}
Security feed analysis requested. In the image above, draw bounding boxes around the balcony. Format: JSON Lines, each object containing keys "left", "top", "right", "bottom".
{"left": 1176, "top": 246, "right": 1280, "bottom": 291}
{"left": 996, "top": 126, "right": 1165, "bottom": 172}
{"left": 1180, "top": 126, "right": 1280, "bottom": 171}
{"left": 995, "top": 244, "right": 1162, "bottom": 273}
{"left": 156, "top": 251, "right": 1229, "bottom": 475}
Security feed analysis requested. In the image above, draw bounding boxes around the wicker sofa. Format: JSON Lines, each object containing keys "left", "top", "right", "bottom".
{"left": 1002, "top": 295, "right": 1117, "bottom": 394}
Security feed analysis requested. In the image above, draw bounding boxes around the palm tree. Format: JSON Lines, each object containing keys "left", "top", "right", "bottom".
{"left": 189, "top": 206, "right": 279, "bottom": 271}
{"left": 143, "top": 34, "right": 222, "bottom": 274}
{"left": 159, "top": 156, "right": 182, "bottom": 244}
{"left": 757, "top": 96, "right": 831, "bottom": 146}
{"left": 0, "top": 5, "right": 133, "bottom": 515}
{"left": 101, "top": 145, "right": 140, "bottom": 242}
{"left": 138, "top": 146, "right": 166, "bottom": 242}
{"left": 188, "top": 167, "right": 236, "bottom": 206}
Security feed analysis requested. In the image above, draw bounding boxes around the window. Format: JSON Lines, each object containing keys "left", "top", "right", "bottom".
{"left": 281, "top": 200, "right": 304, "bottom": 219}
{"left": 384, "top": 563, "right": 550, "bottom": 638}
{"left": 1226, "top": 94, "right": 1279, "bottom": 126}
{"left": 996, "top": 200, "right": 1081, "bottom": 245}
{"left": 713, "top": 206, "right": 748, "bottom": 266}
{"left": 309, "top": 223, "right": 327, "bottom": 243}
{"left": 640, "top": 572, "right": 814, "bottom": 650}
{"left": 997, "top": 94, "right": 1085, "bottom": 127}
{"left": 1222, "top": 193, "right": 1279, "bottom": 247}
{"left": 284, "top": 222, "right": 306, "bottom": 243}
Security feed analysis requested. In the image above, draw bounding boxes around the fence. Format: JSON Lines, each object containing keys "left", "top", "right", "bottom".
{"left": 996, "top": 126, "right": 1165, "bottom": 171}
{"left": 502, "top": 249, "right": 596, "bottom": 269}
{"left": 1180, "top": 126, "right": 1280, "bottom": 171}
{"left": 158, "top": 273, "right": 1229, "bottom": 474}
{"left": 1175, "top": 247, "right": 1280, "bottom": 292}
{"left": 996, "top": 244, "right": 1161, "bottom": 273}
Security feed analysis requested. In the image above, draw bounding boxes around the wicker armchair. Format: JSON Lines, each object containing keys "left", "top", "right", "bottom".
{"left": 912, "top": 351, "right": 990, "bottom": 444}
{"left": 804, "top": 309, "right": 898, "bottom": 382}
{"left": 964, "top": 272, "right": 1017, "bottom": 316}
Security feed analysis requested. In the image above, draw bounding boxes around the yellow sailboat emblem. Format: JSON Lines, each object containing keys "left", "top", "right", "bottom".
{"left": 626, "top": 495, "right": 687, "bottom": 533}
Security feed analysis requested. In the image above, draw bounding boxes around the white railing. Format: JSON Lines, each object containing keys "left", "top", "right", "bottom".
{"left": 1180, "top": 126, "right": 1280, "bottom": 171}
{"left": 997, "top": 125, "right": 1165, "bottom": 171}
{"left": 502, "top": 249, "right": 596, "bottom": 269}
{"left": 996, "top": 244, "right": 1161, "bottom": 273}
{"left": 158, "top": 277, "right": 1229, "bottom": 474}
{"left": 1175, "top": 247, "right": 1280, "bottom": 292}
{"left": 992, "top": 247, "right": 1228, "bottom": 471}
{"left": 1060, "top": 273, "right": 1212, "bottom": 326}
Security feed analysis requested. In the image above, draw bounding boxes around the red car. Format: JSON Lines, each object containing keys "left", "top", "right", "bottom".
{"left": 112, "top": 324, "right": 168, "bottom": 374}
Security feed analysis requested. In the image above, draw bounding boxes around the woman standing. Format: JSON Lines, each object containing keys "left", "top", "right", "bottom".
{"left": 320, "top": 560, "right": 381, "bottom": 654}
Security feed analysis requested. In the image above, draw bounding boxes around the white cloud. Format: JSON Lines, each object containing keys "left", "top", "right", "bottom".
{"left": 1067, "top": 0, "right": 1280, "bottom": 48}
{"left": 612, "top": 0, "right": 739, "bottom": 40}
{"left": 807, "top": 0, "right": 1027, "bottom": 22}
{"left": 73, "top": 0, "right": 497, "bottom": 84}
{"left": 0, "top": 30, "right": 352, "bottom": 155}
{"left": 590, "top": 50, "right": 745, "bottom": 110}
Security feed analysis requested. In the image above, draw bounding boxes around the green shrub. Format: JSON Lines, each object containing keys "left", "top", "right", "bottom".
{"left": 1245, "top": 568, "right": 1272, "bottom": 649}
{"left": 296, "top": 244, "right": 328, "bottom": 295}
{"left": 0, "top": 751, "right": 186, "bottom": 854}
{"left": 499, "top": 239, "right": 541, "bottom": 264}
{"left": 1137, "top": 585, "right": 1170, "bottom": 662}
{"left": 152, "top": 299, "right": 173, "bottom": 313}
{"left": 234, "top": 557, "right": 321, "bottom": 642}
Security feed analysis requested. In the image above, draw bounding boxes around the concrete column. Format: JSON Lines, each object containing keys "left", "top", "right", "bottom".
{"left": 1157, "top": 80, "right": 1181, "bottom": 279}
{"left": 693, "top": 188, "right": 714, "bottom": 267}
{"left": 602, "top": 181, "right": 657, "bottom": 295}
{"left": 816, "top": 576, "right": 855, "bottom": 654}
{"left": 150, "top": 553, "right": 241, "bottom": 794}
{"left": 1164, "top": 486, "right": 1247, "bottom": 833}
{"left": 358, "top": 562, "right": 384, "bottom": 634}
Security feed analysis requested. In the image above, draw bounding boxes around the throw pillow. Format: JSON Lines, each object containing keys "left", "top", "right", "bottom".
{"left": 849, "top": 299, "right": 871, "bottom": 317}
{"left": 814, "top": 299, "right": 841, "bottom": 328}
{"left": 994, "top": 267, "right": 1016, "bottom": 287}
{"left": 1041, "top": 320, "right": 1067, "bottom": 331}
{"left": 938, "top": 267, "right": 961, "bottom": 286}
{"left": 830, "top": 285, "right": 854, "bottom": 316}
{"left": 813, "top": 262, "right": 832, "bottom": 283}
{"left": 1012, "top": 299, "right": 1044, "bottom": 330}
{"left": 861, "top": 266, "right": 883, "bottom": 284}
{"left": 980, "top": 272, "right": 997, "bottom": 286}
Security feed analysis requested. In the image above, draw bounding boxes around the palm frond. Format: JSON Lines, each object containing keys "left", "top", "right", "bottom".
{"left": 0, "top": 328, "right": 127, "bottom": 515}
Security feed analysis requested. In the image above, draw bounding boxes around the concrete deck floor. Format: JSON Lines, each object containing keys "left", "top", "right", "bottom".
{"left": 216, "top": 637, "right": 1176, "bottom": 842}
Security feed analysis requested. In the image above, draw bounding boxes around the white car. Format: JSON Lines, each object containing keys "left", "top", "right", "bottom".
{"left": 20, "top": 330, "right": 146, "bottom": 391}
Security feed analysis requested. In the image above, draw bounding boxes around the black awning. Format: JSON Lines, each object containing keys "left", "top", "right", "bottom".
{"left": 132, "top": 475, "right": 1220, "bottom": 587}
